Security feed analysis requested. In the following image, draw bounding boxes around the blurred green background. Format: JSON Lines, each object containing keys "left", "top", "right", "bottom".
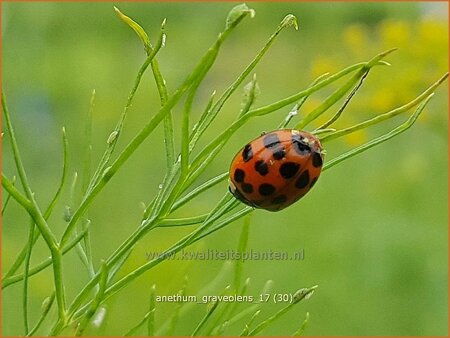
{"left": 2, "top": 1, "right": 448, "bottom": 336}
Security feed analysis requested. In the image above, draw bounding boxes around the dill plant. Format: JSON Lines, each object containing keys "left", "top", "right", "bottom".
{"left": 1, "top": 4, "right": 448, "bottom": 336}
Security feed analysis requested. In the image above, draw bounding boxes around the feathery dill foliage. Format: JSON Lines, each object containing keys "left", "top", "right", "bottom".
{"left": 1, "top": 4, "right": 447, "bottom": 336}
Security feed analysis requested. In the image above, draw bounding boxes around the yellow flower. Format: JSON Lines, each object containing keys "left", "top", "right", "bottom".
{"left": 378, "top": 20, "right": 410, "bottom": 48}
{"left": 310, "top": 56, "right": 340, "bottom": 78}
{"left": 343, "top": 129, "right": 368, "bottom": 147}
{"left": 343, "top": 24, "right": 368, "bottom": 57}
{"left": 371, "top": 87, "right": 395, "bottom": 112}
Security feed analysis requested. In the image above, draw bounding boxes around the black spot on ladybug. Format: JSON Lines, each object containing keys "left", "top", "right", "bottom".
{"left": 242, "top": 144, "right": 253, "bottom": 162}
{"left": 230, "top": 186, "right": 253, "bottom": 207}
{"left": 313, "top": 153, "right": 323, "bottom": 168}
{"left": 295, "top": 170, "right": 310, "bottom": 189}
{"left": 279, "top": 162, "right": 300, "bottom": 179}
{"left": 312, "top": 152, "right": 323, "bottom": 167}
{"left": 272, "top": 195, "right": 287, "bottom": 204}
{"left": 234, "top": 169, "right": 245, "bottom": 183}
{"left": 310, "top": 177, "right": 318, "bottom": 188}
{"left": 263, "top": 133, "right": 281, "bottom": 148}
{"left": 272, "top": 148, "right": 286, "bottom": 160}
{"left": 292, "top": 135, "right": 311, "bottom": 155}
{"left": 254, "top": 160, "right": 269, "bottom": 176}
{"left": 259, "top": 183, "right": 276, "bottom": 196}
{"left": 242, "top": 183, "right": 254, "bottom": 194}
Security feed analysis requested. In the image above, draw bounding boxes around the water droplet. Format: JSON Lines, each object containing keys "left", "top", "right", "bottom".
{"left": 158, "top": 183, "right": 163, "bottom": 189}
{"left": 162, "top": 34, "right": 166, "bottom": 47}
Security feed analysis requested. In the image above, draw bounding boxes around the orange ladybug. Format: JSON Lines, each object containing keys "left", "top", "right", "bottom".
{"left": 229, "top": 129, "right": 324, "bottom": 211}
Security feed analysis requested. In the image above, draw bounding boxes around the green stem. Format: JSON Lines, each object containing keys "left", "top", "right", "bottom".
{"left": 88, "top": 27, "right": 166, "bottom": 192}
{"left": 1, "top": 173, "right": 32, "bottom": 212}
{"left": 171, "top": 172, "right": 228, "bottom": 211}
{"left": 188, "top": 60, "right": 371, "bottom": 175}
{"left": 1, "top": 175, "right": 16, "bottom": 215}
{"left": 321, "top": 72, "right": 449, "bottom": 143}
{"left": 123, "top": 311, "right": 151, "bottom": 336}
{"left": 27, "top": 292, "right": 55, "bottom": 336}
{"left": 158, "top": 214, "right": 209, "bottom": 227}
{"left": 2, "top": 226, "right": 90, "bottom": 289}
{"left": 323, "top": 94, "right": 433, "bottom": 171}
{"left": 7, "top": 127, "right": 69, "bottom": 281}
{"left": 277, "top": 72, "right": 330, "bottom": 129}
{"left": 190, "top": 14, "right": 298, "bottom": 151}
{"left": 147, "top": 284, "right": 156, "bottom": 336}
{"left": 23, "top": 218, "right": 34, "bottom": 334}
{"left": 246, "top": 286, "right": 317, "bottom": 336}
{"left": 2, "top": 93, "right": 67, "bottom": 322}
{"left": 60, "top": 13, "right": 244, "bottom": 250}
{"left": 191, "top": 301, "right": 219, "bottom": 336}
{"left": 75, "top": 262, "right": 108, "bottom": 336}
{"left": 315, "top": 69, "right": 370, "bottom": 130}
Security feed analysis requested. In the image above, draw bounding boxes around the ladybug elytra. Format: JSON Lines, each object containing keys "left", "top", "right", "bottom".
{"left": 229, "top": 129, "right": 324, "bottom": 211}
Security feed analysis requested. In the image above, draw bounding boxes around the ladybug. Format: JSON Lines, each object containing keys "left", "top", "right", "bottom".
{"left": 229, "top": 129, "right": 324, "bottom": 211}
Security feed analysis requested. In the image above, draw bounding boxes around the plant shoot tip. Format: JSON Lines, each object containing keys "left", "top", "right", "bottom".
{"left": 281, "top": 14, "right": 299, "bottom": 30}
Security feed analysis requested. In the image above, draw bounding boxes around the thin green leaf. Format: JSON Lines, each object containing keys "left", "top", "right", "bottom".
{"left": 23, "top": 218, "right": 34, "bottom": 334}
{"left": 188, "top": 60, "right": 373, "bottom": 178}
{"left": 158, "top": 214, "right": 209, "bottom": 227}
{"left": 323, "top": 94, "right": 434, "bottom": 171}
{"left": 27, "top": 292, "right": 55, "bottom": 336}
{"left": 86, "top": 21, "right": 166, "bottom": 194}
{"left": 238, "top": 74, "right": 260, "bottom": 118}
{"left": 1, "top": 174, "right": 31, "bottom": 212}
{"left": 107, "top": 248, "right": 133, "bottom": 284}
{"left": 208, "top": 278, "right": 251, "bottom": 335}
{"left": 75, "top": 261, "right": 108, "bottom": 336}
{"left": 315, "top": 69, "right": 370, "bottom": 131}
{"left": 278, "top": 73, "right": 330, "bottom": 129}
{"left": 247, "top": 286, "right": 318, "bottom": 336}
{"left": 239, "top": 309, "right": 261, "bottom": 336}
{"left": 124, "top": 311, "right": 152, "bottom": 336}
{"left": 81, "top": 91, "right": 95, "bottom": 280}
{"left": 114, "top": 6, "right": 151, "bottom": 52}
{"left": 226, "top": 4, "right": 255, "bottom": 29}
{"left": 147, "top": 284, "right": 156, "bottom": 337}
{"left": 190, "top": 13, "right": 299, "bottom": 152}
{"left": 2, "top": 94, "right": 65, "bottom": 320}
{"left": 193, "top": 207, "right": 254, "bottom": 243}
{"left": 321, "top": 72, "right": 449, "bottom": 143}
{"left": 292, "top": 312, "right": 310, "bottom": 336}
{"left": 234, "top": 216, "right": 251, "bottom": 292}
{"left": 171, "top": 172, "right": 228, "bottom": 212}
{"left": 164, "top": 276, "right": 188, "bottom": 336}
{"left": 2, "top": 175, "right": 16, "bottom": 215}
{"left": 191, "top": 299, "right": 220, "bottom": 336}
{"left": 147, "top": 284, "right": 156, "bottom": 336}
{"left": 295, "top": 49, "right": 396, "bottom": 130}
{"left": 2, "top": 226, "right": 90, "bottom": 289}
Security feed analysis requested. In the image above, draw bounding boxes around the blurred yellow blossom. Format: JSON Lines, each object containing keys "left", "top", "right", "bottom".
{"left": 311, "top": 17, "right": 448, "bottom": 128}
{"left": 343, "top": 129, "right": 368, "bottom": 146}
{"left": 371, "top": 87, "right": 396, "bottom": 112}
{"left": 310, "top": 56, "right": 341, "bottom": 78}
{"left": 343, "top": 24, "right": 369, "bottom": 57}
{"left": 378, "top": 20, "right": 411, "bottom": 49}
